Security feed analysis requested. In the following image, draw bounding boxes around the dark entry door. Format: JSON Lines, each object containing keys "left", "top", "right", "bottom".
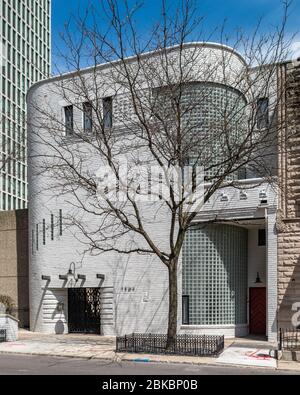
{"left": 249, "top": 287, "right": 266, "bottom": 335}
{"left": 68, "top": 288, "right": 101, "bottom": 334}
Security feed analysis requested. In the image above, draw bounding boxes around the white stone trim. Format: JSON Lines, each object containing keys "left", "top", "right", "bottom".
{"left": 266, "top": 209, "right": 278, "bottom": 342}
{"left": 180, "top": 324, "right": 248, "bottom": 338}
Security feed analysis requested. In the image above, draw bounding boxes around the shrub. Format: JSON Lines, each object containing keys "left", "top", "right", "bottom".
{"left": 0, "top": 295, "right": 15, "bottom": 316}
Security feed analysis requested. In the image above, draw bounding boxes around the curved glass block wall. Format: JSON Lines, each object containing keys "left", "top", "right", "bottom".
{"left": 182, "top": 224, "right": 248, "bottom": 325}
{"left": 184, "top": 83, "right": 246, "bottom": 180}
{"left": 154, "top": 82, "right": 246, "bottom": 180}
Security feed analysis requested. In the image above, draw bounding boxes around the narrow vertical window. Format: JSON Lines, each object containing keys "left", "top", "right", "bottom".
{"left": 32, "top": 229, "right": 34, "bottom": 254}
{"left": 256, "top": 98, "right": 269, "bottom": 130}
{"left": 42, "top": 219, "right": 46, "bottom": 245}
{"left": 83, "top": 102, "right": 92, "bottom": 133}
{"left": 148, "top": 167, "right": 152, "bottom": 196}
{"left": 182, "top": 295, "right": 189, "bottom": 325}
{"left": 258, "top": 229, "right": 266, "bottom": 246}
{"left": 36, "top": 224, "right": 39, "bottom": 251}
{"left": 103, "top": 97, "right": 113, "bottom": 129}
{"left": 159, "top": 173, "right": 163, "bottom": 200}
{"left": 51, "top": 214, "right": 54, "bottom": 240}
{"left": 59, "top": 209, "right": 63, "bottom": 236}
{"left": 64, "top": 105, "right": 73, "bottom": 135}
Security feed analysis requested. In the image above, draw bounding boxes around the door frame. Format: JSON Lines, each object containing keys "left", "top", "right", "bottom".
{"left": 67, "top": 287, "right": 101, "bottom": 334}
{"left": 249, "top": 287, "right": 267, "bottom": 336}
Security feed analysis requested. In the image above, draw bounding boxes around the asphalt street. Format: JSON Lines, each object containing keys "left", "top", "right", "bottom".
{"left": 0, "top": 354, "right": 298, "bottom": 375}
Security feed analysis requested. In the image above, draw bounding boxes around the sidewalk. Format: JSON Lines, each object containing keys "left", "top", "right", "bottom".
{"left": 0, "top": 330, "right": 299, "bottom": 372}
{"left": 0, "top": 330, "right": 228, "bottom": 366}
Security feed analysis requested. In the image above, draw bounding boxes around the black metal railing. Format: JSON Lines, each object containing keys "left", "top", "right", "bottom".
{"left": 279, "top": 328, "right": 300, "bottom": 351}
{"left": 0, "top": 329, "right": 6, "bottom": 343}
{"left": 116, "top": 333, "right": 224, "bottom": 357}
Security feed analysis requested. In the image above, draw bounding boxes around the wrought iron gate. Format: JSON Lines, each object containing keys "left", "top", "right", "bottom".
{"left": 68, "top": 288, "right": 101, "bottom": 334}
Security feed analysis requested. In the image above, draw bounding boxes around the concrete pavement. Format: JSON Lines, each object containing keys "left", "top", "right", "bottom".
{"left": 0, "top": 354, "right": 298, "bottom": 375}
{"left": 0, "top": 330, "right": 299, "bottom": 373}
{"left": 0, "top": 330, "right": 233, "bottom": 366}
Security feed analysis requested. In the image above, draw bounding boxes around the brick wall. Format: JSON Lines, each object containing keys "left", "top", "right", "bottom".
{"left": 0, "top": 210, "right": 29, "bottom": 328}
{"left": 277, "top": 61, "right": 300, "bottom": 329}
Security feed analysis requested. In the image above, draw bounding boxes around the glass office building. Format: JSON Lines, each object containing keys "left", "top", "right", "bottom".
{"left": 0, "top": 0, "right": 51, "bottom": 210}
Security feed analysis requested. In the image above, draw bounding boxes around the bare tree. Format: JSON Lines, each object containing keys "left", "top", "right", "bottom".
{"left": 29, "top": 0, "right": 293, "bottom": 345}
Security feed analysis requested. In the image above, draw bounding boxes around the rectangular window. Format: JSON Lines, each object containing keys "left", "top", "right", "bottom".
{"left": 256, "top": 98, "right": 269, "bottom": 130}
{"left": 258, "top": 229, "right": 266, "bottom": 246}
{"left": 32, "top": 229, "right": 34, "bottom": 255}
{"left": 83, "top": 102, "right": 93, "bottom": 133}
{"left": 42, "top": 219, "right": 46, "bottom": 245}
{"left": 103, "top": 97, "right": 113, "bottom": 129}
{"left": 64, "top": 105, "right": 73, "bottom": 135}
{"left": 36, "top": 224, "right": 39, "bottom": 251}
{"left": 182, "top": 295, "right": 190, "bottom": 325}
{"left": 51, "top": 214, "right": 54, "bottom": 240}
{"left": 59, "top": 209, "right": 63, "bottom": 236}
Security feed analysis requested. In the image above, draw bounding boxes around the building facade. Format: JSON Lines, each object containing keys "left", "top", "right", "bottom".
{"left": 277, "top": 59, "right": 300, "bottom": 330}
{"left": 0, "top": 0, "right": 51, "bottom": 211}
{"left": 27, "top": 42, "right": 286, "bottom": 342}
{"left": 0, "top": 209, "right": 29, "bottom": 327}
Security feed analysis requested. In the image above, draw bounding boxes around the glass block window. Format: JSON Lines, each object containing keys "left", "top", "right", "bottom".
{"left": 153, "top": 82, "right": 247, "bottom": 181}
{"left": 182, "top": 224, "right": 248, "bottom": 325}
{"left": 182, "top": 83, "right": 246, "bottom": 181}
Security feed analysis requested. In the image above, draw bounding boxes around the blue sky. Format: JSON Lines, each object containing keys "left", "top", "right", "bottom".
{"left": 51, "top": 0, "right": 300, "bottom": 71}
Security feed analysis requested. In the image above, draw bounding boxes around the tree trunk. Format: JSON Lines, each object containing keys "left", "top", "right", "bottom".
{"left": 166, "top": 258, "right": 178, "bottom": 349}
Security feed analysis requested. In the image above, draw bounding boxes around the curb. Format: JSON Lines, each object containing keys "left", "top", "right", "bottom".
{"left": 0, "top": 350, "right": 283, "bottom": 370}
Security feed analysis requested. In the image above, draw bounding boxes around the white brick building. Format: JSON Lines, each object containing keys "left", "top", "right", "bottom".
{"left": 27, "top": 42, "right": 280, "bottom": 342}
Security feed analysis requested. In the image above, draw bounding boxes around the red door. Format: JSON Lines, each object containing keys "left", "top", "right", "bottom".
{"left": 249, "top": 287, "right": 266, "bottom": 335}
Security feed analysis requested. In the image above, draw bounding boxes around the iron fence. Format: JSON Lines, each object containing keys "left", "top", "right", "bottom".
{"left": 279, "top": 328, "right": 300, "bottom": 351}
{"left": 116, "top": 333, "right": 224, "bottom": 357}
{"left": 0, "top": 329, "right": 6, "bottom": 343}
